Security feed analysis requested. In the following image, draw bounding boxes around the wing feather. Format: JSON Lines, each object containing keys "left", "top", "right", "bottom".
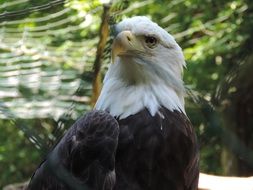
{"left": 28, "top": 110, "right": 119, "bottom": 190}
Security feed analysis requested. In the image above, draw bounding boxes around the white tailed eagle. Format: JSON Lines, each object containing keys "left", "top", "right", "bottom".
{"left": 28, "top": 16, "right": 199, "bottom": 190}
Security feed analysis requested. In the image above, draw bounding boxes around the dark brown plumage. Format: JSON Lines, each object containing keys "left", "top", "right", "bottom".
{"left": 27, "top": 110, "right": 119, "bottom": 190}
{"left": 28, "top": 108, "right": 198, "bottom": 190}
{"left": 114, "top": 107, "right": 199, "bottom": 190}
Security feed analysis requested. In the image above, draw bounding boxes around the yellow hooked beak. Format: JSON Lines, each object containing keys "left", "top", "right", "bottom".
{"left": 112, "top": 31, "right": 144, "bottom": 63}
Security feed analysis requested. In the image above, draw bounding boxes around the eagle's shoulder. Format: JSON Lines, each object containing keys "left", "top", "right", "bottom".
{"left": 28, "top": 110, "right": 119, "bottom": 190}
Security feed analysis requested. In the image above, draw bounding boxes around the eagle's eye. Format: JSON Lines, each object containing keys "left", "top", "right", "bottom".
{"left": 144, "top": 36, "right": 158, "bottom": 48}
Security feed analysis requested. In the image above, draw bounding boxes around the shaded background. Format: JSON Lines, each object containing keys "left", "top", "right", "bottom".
{"left": 0, "top": 0, "right": 253, "bottom": 188}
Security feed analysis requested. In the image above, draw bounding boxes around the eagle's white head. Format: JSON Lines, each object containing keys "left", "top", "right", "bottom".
{"left": 95, "top": 16, "right": 186, "bottom": 119}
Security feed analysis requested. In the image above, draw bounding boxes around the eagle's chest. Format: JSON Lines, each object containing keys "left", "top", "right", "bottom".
{"left": 113, "top": 108, "right": 197, "bottom": 190}
{"left": 115, "top": 123, "right": 165, "bottom": 189}
{"left": 113, "top": 109, "right": 176, "bottom": 190}
{"left": 116, "top": 117, "right": 164, "bottom": 169}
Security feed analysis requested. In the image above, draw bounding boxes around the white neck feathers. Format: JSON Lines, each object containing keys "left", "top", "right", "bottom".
{"left": 95, "top": 72, "right": 185, "bottom": 119}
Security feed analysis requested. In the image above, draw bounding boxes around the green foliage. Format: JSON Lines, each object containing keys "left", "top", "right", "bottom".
{"left": 0, "top": 120, "right": 41, "bottom": 187}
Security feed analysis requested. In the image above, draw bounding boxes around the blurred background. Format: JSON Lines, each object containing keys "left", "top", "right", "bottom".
{"left": 0, "top": 0, "right": 253, "bottom": 188}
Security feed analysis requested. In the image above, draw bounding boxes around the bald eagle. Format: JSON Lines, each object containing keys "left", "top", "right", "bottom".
{"left": 28, "top": 16, "right": 199, "bottom": 190}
